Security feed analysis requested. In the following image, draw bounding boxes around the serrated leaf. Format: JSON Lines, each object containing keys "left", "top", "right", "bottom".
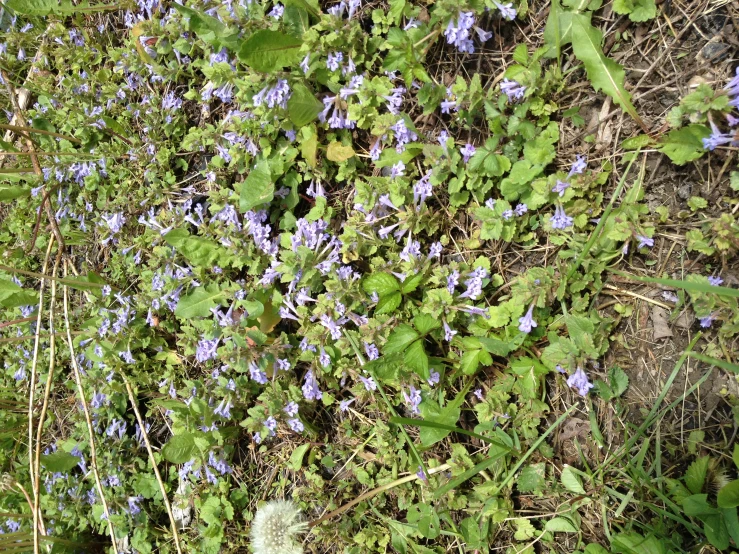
{"left": 363, "top": 273, "right": 400, "bottom": 296}
{"left": 375, "top": 291, "right": 401, "bottom": 314}
{"left": 657, "top": 125, "right": 710, "bottom": 165}
{"left": 175, "top": 284, "right": 227, "bottom": 318}
{"left": 414, "top": 314, "right": 440, "bottom": 335}
{"left": 239, "top": 161, "right": 274, "bottom": 212}
{"left": 418, "top": 401, "right": 461, "bottom": 446}
{"left": 718, "top": 480, "right": 739, "bottom": 509}
{"left": 41, "top": 451, "right": 82, "bottom": 472}
{"left": 404, "top": 339, "right": 429, "bottom": 378}
{"left": 287, "top": 83, "right": 323, "bottom": 126}
{"left": 162, "top": 433, "right": 198, "bottom": 464}
{"left": 561, "top": 466, "right": 586, "bottom": 494}
{"left": 171, "top": 3, "right": 240, "bottom": 49}
{"left": 384, "top": 324, "right": 419, "bottom": 354}
{"left": 401, "top": 272, "right": 424, "bottom": 294}
{"left": 164, "top": 229, "right": 230, "bottom": 268}
{"left": 326, "top": 142, "right": 355, "bottom": 162}
{"left": 570, "top": 14, "right": 645, "bottom": 130}
{"left": 685, "top": 456, "right": 709, "bottom": 494}
{"left": 238, "top": 30, "right": 302, "bottom": 72}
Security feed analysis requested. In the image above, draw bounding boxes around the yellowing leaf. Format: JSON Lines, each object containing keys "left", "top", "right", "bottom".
{"left": 326, "top": 142, "right": 355, "bottom": 162}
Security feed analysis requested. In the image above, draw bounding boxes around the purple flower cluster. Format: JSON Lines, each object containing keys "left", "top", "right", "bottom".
{"left": 566, "top": 367, "right": 594, "bottom": 396}
{"left": 550, "top": 204, "right": 573, "bottom": 230}
{"left": 500, "top": 79, "right": 526, "bottom": 102}
{"left": 302, "top": 370, "right": 323, "bottom": 401}
{"left": 253, "top": 80, "right": 291, "bottom": 110}
{"left": 443, "top": 12, "right": 491, "bottom": 53}
{"left": 319, "top": 95, "right": 355, "bottom": 129}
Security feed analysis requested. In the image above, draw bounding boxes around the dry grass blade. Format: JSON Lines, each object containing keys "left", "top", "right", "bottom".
{"left": 25, "top": 237, "right": 54, "bottom": 540}
{"left": 32, "top": 249, "right": 61, "bottom": 554}
{"left": 122, "top": 376, "right": 184, "bottom": 554}
{"left": 61, "top": 261, "right": 119, "bottom": 553}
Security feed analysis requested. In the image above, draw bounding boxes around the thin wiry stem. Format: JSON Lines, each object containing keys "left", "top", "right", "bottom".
{"left": 62, "top": 261, "right": 119, "bottom": 554}
{"left": 32, "top": 249, "right": 61, "bottom": 554}
{"left": 27, "top": 237, "right": 54, "bottom": 537}
{"left": 122, "top": 376, "right": 184, "bottom": 554}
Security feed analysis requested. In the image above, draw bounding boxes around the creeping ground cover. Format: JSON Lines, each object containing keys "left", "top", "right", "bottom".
{"left": 1, "top": 0, "right": 739, "bottom": 552}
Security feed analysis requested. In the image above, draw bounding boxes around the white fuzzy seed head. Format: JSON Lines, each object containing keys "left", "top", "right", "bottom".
{"left": 250, "top": 500, "right": 308, "bottom": 554}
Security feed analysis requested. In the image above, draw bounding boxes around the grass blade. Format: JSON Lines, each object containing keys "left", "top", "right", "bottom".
{"left": 688, "top": 352, "right": 739, "bottom": 374}
{"left": 608, "top": 269, "right": 739, "bottom": 298}
{"left": 433, "top": 449, "right": 509, "bottom": 499}
{"left": 390, "top": 416, "right": 511, "bottom": 450}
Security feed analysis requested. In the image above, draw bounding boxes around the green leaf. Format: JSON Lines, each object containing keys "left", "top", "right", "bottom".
{"left": 733, "top": 444, "right": 739, "bottom": 470}
{"left": 718, "top": 480, "right": 739, "bottom": 509}
{"left": 162, "top": 433, "right": 198, "bottom": 464}
{"left": 723, "top": 507, "right": 739, "bottom": 546}
{"left": 418, "top": 401, "right": 460, "bottom": 445}
{"left": 326, "top": 142, "right": 355, "bottom": 162}
{"left": 434, "top": 447, "right": 510, "bottom": 499}
{"left": 0, "top": 184, "right": 32, "bottom": 201}
{"left": 657, "top": 125, "right": 710, "bottom": 165}
{"left": 5, "top": 0, "right": 113, "bottom": 15}
{"left": 584, "top": 545, "right": 610, "bottom": 554}
{"left": 561, "top": 466, "right": 586, "bottom": 494}
{"left": 400, "top": 272, "right": 424, "bottom": 294}
{"left": 287, "top": 83, "right": 323, "bottom": 126}
{"left": 545, "top": 517, "right": 578, "bottom": 533}
{"left": 239, "top": 161, "right": 274, "bottom": 212}
{"left": 163, "top": 229, "right": 230, "bottom": 268}
{"left": 288, "top": 443, "right": 310, "bottom": 470}
{"left": 704, "top": 513, "right": 730, "bottom": 550}
{"left": 478, "top": 336, "right": 515, "bottom": 356}
{"left": 611, "top": 532, "right": 668, "bottom": 554}
{"left": 517, "top": 463, "right": 546, "bottom": 493}
{"left": 40, "top": 451, "right": 81, "bottom": 472}
{"left": 238, "top": 30, "right": 302, "bottom": 72}
{"left": 363, "top": 273, "right": 400, "bottom": 296}
{"left": 414, "top": 314, "right": 440, "bottom": 335}
{"left": 175, "top": 284, "right": 227, "bottom": 319}
{"left": 171, "top": 3, "right": 240, "bottom": 49}
{"left": 404, "top": 339, "right": 429, "bottom": 379}
{"left": 375, "top": 291, "right": 401, "bottom": 314}
{"left": 613, "top": 0, "right": 657, "bottom": 22}
{"left": 384, "top": 325, "right": 420, "bottom": 354}
{"left": 685, "top": 456, "right": 709, "bottom": 494}
{"left": 683, "top": 494, "right": 719, "bottom": 517}
{"left": 570, "top": 14, "right": 644, "bottom": 129}
{"left": 390, "top": 416, "right": 506, "bottom": 446}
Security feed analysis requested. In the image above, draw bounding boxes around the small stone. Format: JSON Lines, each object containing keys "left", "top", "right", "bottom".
{"left": 677, "top": 184, "right": 691, "bottom": 200}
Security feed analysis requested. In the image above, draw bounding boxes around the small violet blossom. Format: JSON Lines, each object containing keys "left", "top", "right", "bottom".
{"left": 518, "top": 304, "right": 537, "bottom": 334}
{"left": 566, "top": 367, "right": 594, "bottom": 396}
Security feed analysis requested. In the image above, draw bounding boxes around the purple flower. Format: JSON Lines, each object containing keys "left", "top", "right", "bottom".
{"left": 102, "top": 212, "right": 126, "bottom": 234}
{"left": 636, "top": 235, "right": 654, "bottom": 249}
{"left": 288, "top": 418, "right": 304, "bottom": 432}
{"left": 494, "top": 1, "right": 516, "bottom": 20}
{"left": 196, "top": 338, "right": 219, "bottom": 363}
{"left": 390, "top": 161, "right": 405, "bottom": 178}
{"left": 213, "top": 398, "right": 233, "bottom": 419}
{"left": 428, "top": 242, "right": 442, "bottom": 259}
{"left": 319, "top": 348, "right": 331, "bottom": 368}
{"left": 403, "top": 386, "right": 422, "bottom": 415}
{"left": 91, "top": 392, "right": 107, "bottom": 409}
{"left": 127, "top": 496, "right": 143, "bottom": 516}
{"left": 253, "top": 432, "right": 262, "bottom": 444}
{"left": 268, "top": 3, "right": 284, "bottom": 18}
{"left": 550, "top": 205, "right": 573, "bottom": 230}
{"left": 340, "top": 397, "right": 355, "bottom": 412}
{"left": 359, "top": 375, "right": 377, "bottom": 391}
{"left": 264, "top": 416, "right": 278, "bottom": 435}
{"left": 459, "top": 267, "right": 488, "bottom": 300}
{"left": 725, "top": 66, "right": 739, "bottom": 97}
{"left": 428, "top": 370, "right": 440, "bottom": 386}
{"left": 568, "top": 155, "right": 587, "bottom": 177}
{"left": 253, "top": 80, "right": 291, "bottom": 110}
{"left": 566, "top": 367, "right": 594, "bottom": 396}
{"left": 514, "top": 203, "right": 528, "bottom": 216}
{"left": 300, "top": 54, "right": 310, "bottom": 74}
{"left": 474, "top": 388, "right": 484, "bottom": 401}
{"left": 447, "top": 270, "right": 460, "bottom": 294}
{"left": 460, "top": 143, "right": 476, "bottom": 162}
{"left": 443, "top": 320, "right": 457, "bottom": 342}
{"left": 552, "top": 179, "right": 570, "bottom": 197}
{"left": 518, "top": 304, "right": 537, "bottom": 334}
{"left": 120, "top": 350, "right": 135, "bottom": 364}
{"left": 413, "top": 171, "right": 433, "bottom": 207}
{"left": 391, "top": 119, "right": 417, "bottom": 152}
{"left": 703, "top": 122, "right": 733, "bottom": 151}
{"left": 444, "top": 12, "right": 476, "bottom": 53}
{"left": 364, "top": 342, "right": 379, "bottom": 360}
{"left": 327, "top": 51, "right": 343, "bottom": 71}
{"left": 555, "top": 365, "right": 566, "bottom": 374}
{"left": 284, "top": 401, "right": 299, "bottom": 417}
{"left": 699, "top": 314, "right": 715, "bottom": 328}
{"left": 500, "top": 79, "right": 526, "bottom": 102}
{"left": 302, "top": 370, "right": 323, "bottom": 401}
{"left": 708, "top": 276, "right": 723, "bottom": 286}
{"left": 249, "top": 362, "right": 268, "bottom": 384}
{"left": 416, "top": 466, "right": 428, "bottom": 482}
